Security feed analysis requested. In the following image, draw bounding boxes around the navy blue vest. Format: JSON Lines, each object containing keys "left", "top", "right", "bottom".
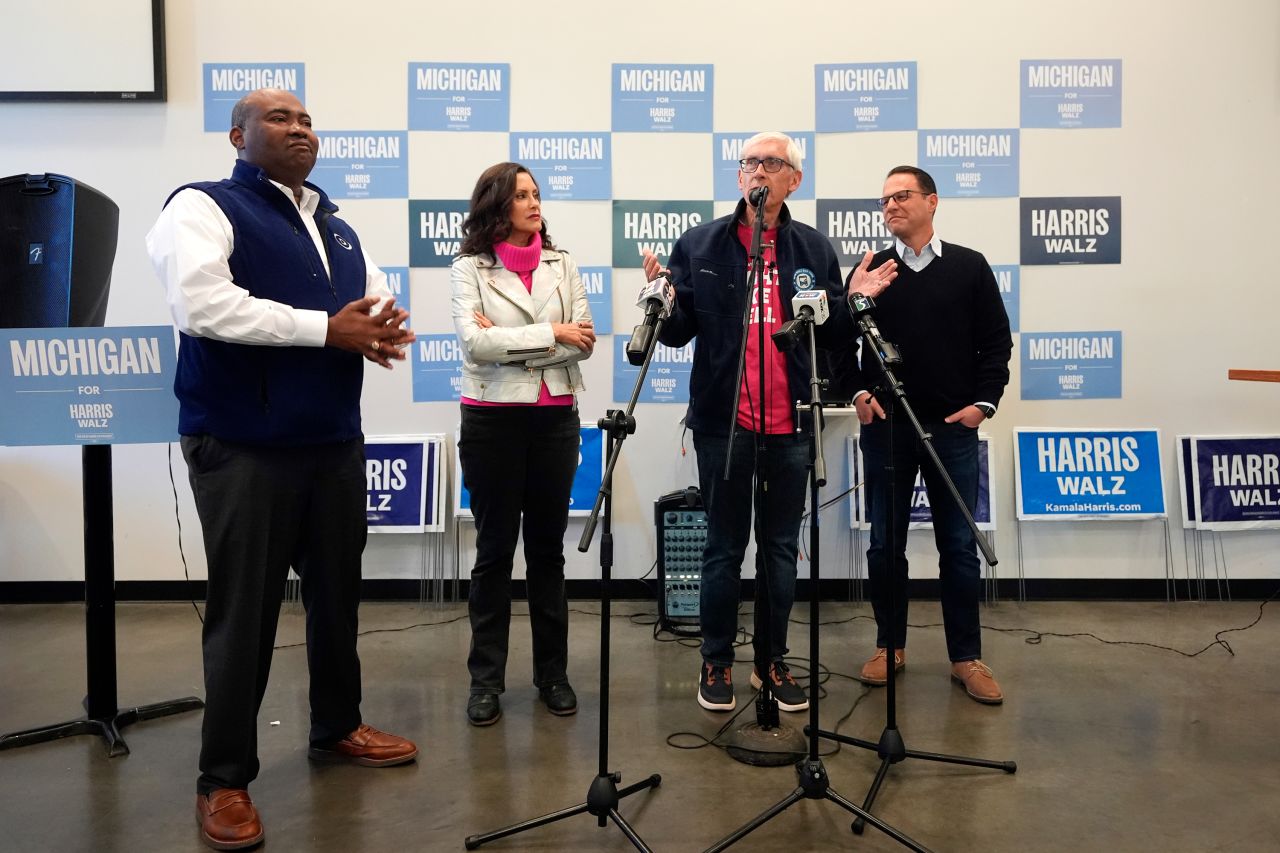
{"left": 167, "top": 160, "right": 367, "bottom": 445}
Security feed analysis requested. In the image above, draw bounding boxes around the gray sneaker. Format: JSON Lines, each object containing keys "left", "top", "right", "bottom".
{"left": 750, "top": 660, "right": 809, "bottom": 712}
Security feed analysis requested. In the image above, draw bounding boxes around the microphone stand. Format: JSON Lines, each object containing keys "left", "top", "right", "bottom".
{"left": 720, "top": 190, "right": 800, "bottom": 765}
{"left": 463, "top": 315, "right": 665, "bottom": 852}
{"left": 706, "top": 314, "right": 930, "bottom": 853}
{"left": 811, "top": 303, "right": 1016, "bottom": 838}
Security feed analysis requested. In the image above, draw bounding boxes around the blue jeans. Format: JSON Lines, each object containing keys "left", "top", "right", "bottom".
{"left": 693, "top": 428, "right": 809, "bottom": 668}
{"left": 861, "top": 418, "right": 982, "bottom": 662}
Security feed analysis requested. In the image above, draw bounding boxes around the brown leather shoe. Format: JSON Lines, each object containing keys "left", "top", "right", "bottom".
{"left": 307, "top": 723, "right": 418, "bottom": 767}
{"left": 951, "top": 659, "right": 1004, "bottom": 704}
{"left": 858, "top": 648, "right": 905, "bottom": 686}
{"left": 195, "top": 789, "right": 264, "bottom": 851}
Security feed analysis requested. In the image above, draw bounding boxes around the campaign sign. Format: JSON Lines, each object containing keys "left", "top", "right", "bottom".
{"left": 579, "top": 266, "right": 613, "bottom": 336}
{"left": 818, "top": 199, "right": 894, "bottom": 269}
{"left": 612, "top": 200, "right": 713, "bottom": 268}
{"left": 456, "top": 425, "right": 604, "bottom": 518}
{"left": 907, "top": 436, "right": 995, "bottom": 531}
{"left": 0, "top": 326, "right": 178, "bottom": 446}
{"left": 918, "top": 129, "right": 1019, "bottom": 198}
{"left": 1021, "top": 331, "right": 1121, "bottom": 400}
{"left": 510, "top": 133, "right": 611, "bottom": 200}
{"left": 1020, "top": 196, "right": 1121, "bottom": 265}
{"left": 713, "top": 132, "right": 815, "bottom": 202}
{"left": 202, "top": 63, "right": 304, "bottom": 132}
{"left": 380, "top": 266, "right": 410, "bottom": 316}
{"left": 1190, "top": 436, "right": 1280, "bottom": 530}
{"left": 612, "top": 336, "right": 692, "bottom": 404}
{"left": 991, "top": 265, "right": 1020, "bottom": 334}
{"left": 311, "top": 131, "right": 408, "bottom": 200}
{"left": 408, "top": 62, "right": 510, "bottom": 131}
{"left": 611, "top": 64, "right": 714, "bottom": 133}
{"left": 364, "top": 435, "right": 446, "bottom": 533}
{"left": 1014, "top": 428, "right": 1165, "bottom": 520}
{"left": 815, "top": 62, "right": 918, "bottom": 132}
{"left": 1021, "top": 59, "right": 1122, "bottom": 129}
{"left": 1177, "top": 435, "right": 1197, "bottom": 529}
{"left": 847, "top": 433, "right": 995, "bottom": 530}
{"left": 411, "top": 334, "right": 463, "bottom": 403}
{"left": 409, "top": 200, "right": 467, "bottom": 268}
{"left": 847, "top": 436, "right": 863, "bottom": 530}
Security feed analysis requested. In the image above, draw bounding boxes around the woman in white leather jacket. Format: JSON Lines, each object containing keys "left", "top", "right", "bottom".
{"left": 450, "top": 162, "right": 594, "bottom": 727}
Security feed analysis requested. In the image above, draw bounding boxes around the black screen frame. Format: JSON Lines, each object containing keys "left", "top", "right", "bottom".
{"left": 0, "top": 0, "right": 166, "bottom": 102}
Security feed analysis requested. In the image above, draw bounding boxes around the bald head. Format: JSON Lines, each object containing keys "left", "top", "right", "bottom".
{"left": 228, "top": 88, "right": 318, "bottom": 194}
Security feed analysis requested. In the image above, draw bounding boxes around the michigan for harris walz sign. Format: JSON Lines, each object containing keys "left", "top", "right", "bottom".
{"left": 0, "top": 327, "right": 178, "bottom": 446}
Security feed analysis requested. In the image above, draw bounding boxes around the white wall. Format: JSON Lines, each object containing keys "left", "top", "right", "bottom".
{"left": 2, "top": 0, "right": 1277, "bottom": 585}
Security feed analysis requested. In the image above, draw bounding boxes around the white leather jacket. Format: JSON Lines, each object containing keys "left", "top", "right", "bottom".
{"left": 450, "top": 248, "right": 592, "bottom": 403}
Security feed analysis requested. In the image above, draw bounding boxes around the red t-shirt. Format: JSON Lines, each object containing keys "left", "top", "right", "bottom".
{"left": 735, "top": 222, "right": 793, "bottom": 434}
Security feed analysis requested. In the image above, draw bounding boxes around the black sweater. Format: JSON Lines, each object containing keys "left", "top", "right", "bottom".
{"left": 845, "top": 242, "right": 1012, "bottom": 422}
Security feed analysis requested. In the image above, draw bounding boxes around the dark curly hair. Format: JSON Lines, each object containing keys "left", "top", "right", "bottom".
{"left": 458, "top": 162, "right": 556, "bottom": 261}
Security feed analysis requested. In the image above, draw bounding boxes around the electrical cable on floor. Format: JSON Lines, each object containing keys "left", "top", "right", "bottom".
{"left": 979, "top": 584, "right": 1280, "bottom": 658}
{"left": 274, "top": 611, "right": 470, "bottom": 650}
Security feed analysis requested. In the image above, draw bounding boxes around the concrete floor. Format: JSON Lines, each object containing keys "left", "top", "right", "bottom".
{"left": 1, "top": 598, "right": 1278, "bottom": 852}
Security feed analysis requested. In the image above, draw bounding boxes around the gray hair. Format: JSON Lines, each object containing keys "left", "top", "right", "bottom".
{"left": 742, "top": 131, "right": 804, "bottom": 171}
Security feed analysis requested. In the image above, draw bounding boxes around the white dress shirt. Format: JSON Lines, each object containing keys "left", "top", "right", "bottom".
{"left": 146, "top": 178, "right": 391, "bottom": 348}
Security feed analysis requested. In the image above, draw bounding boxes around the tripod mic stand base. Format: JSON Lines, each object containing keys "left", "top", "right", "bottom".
{"left": 724, "top": 720, "right": 806, "bottom": 767}
{"left": 463, "top": 771, "right": 661, "bottom": 851}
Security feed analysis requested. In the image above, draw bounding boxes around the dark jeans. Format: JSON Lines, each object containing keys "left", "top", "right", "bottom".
{"left": 182, "top": 435, "right": 366, "bottom": 795}
{"left": 861, "top": 418, "right": 982, "bottom": 662}
{"left": 458, "top": 404, "right": 579, "bottom": 695}
{"left": 693, "top": 428, "right": 809, "bottom": 668}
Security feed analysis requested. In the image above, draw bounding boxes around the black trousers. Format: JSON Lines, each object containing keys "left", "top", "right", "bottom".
{"left": 458, "top": 404, "right": 579, "bottom": 695}
{"left": 182, "top": 435, "right": 366, "bottom": 795}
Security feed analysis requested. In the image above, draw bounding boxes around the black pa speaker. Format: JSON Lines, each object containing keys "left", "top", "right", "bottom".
{"left": 0, "top": 173, "right": 119, "bottom": 328}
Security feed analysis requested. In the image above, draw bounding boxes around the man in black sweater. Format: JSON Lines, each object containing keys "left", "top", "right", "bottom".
{"left": 847, "top": 166, "right": 1013, "bottom": 704}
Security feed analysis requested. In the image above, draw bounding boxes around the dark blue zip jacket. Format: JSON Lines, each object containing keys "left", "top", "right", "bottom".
{"left": 657, "top": 200, "right": 853, "bottom": 436}
{"left": 166, "top": 160, "right": 367, "bottom": 445}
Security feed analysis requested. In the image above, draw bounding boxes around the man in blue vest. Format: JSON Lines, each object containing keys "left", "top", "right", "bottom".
{"left": 147, "top": 88, "right": 418, "bottom": 851}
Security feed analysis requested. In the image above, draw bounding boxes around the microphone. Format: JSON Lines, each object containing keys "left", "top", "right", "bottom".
{"left": 748, "top": 185, "right": 769, "bottom": 207}
{"left": 791, "top": 289, "right": 829, "bottom": 325}
{"left": 634, "top": 273, "right": 673, "bottom": 318}
{"left": 847, "top": 292, "right": 901, "bottom": 364}
{"left": 626, "top": 273, "right": 674, "bottom": 366}
{"left": 772, "top": 290, "right": 830, "bottom": 352}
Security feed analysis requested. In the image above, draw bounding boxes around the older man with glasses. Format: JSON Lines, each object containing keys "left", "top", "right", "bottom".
{"left": 847, "top": 165, "right": 1013, "bottom": 704}
{"left": 642, "top": 132, "right": 896, "bottom": 714}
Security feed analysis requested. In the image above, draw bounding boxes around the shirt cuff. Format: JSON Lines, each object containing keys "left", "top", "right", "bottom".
{"left": 294, "top": 309, "right": 330, "bottom": 348}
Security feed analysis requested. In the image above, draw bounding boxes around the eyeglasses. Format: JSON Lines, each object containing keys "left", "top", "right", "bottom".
{"left": 739, "top": 157, "right": 792, "bottom": 174}
{"left": 876, "top": 189, "right": 934, "bottom": 208}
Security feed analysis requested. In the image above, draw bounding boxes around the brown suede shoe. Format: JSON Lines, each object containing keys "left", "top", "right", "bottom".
{"left": 951, "top": 660, "right": 1004, "bottom": 704}
{"left": 858, "top": 648, "right": 905, "bottom": 686}
{"left": 195, "top": 789, "right": 264, "bottom": 851}
{"left": 307, "top": 723, "right": 419, "bottom": 767}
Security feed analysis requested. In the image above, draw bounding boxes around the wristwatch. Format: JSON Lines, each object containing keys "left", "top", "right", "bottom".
{"left": 975, "top": 403, "right": 996, "bottom": 419}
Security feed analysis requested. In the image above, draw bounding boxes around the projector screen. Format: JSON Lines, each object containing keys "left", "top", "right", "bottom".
{"left": 0, "top": 0, "right": 166, "bottom": 101}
